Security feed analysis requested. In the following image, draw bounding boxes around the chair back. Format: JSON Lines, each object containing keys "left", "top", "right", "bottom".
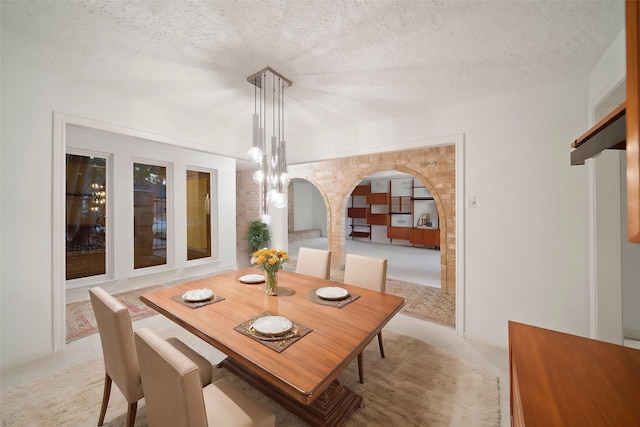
{"left": 135, "top": 327, "right": 208, "bottom": 427}
{"left": 89, "top": 287, "right": 143, "bottom": 403}
{"left": 343, "top": 253, "right": 387, "bottom": 293}
{"left": 295, "top": 247, "right": 332, "bottom": 279}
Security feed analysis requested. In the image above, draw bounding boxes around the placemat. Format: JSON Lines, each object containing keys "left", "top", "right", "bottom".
{"left": 234, "top": 311, "right": 313, "bottom": 353}
{"left": 171, "top": 293, "right": 225, "bottom": 309}
{"left": 307, "top": 289, "right": 360, "bottom": 308}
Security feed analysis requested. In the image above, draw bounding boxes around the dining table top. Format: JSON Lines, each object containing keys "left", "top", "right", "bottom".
{"left": 140, "top": 267, "right": 405, "bottom": 405}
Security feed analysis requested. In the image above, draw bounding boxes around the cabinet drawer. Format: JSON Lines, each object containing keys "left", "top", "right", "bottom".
{"left": 366, "top": 212, "right": 389, "bottom": 225}
{"left": 387, "top": 226, "right": 410, "bottom": 240}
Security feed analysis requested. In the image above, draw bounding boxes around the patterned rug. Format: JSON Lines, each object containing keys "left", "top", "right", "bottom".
{"left": 285, "top": 261, "right": 456, "bottom": 328}
{"left": 65, "top": 285, "right": 164, "bottom": 343}
{"left": 386, "top": 278, "right": 455, "bottom": 328}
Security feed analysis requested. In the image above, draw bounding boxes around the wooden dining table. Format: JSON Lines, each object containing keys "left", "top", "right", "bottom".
{"left": 140, "top": 267, "right": 405, "bottom": 427}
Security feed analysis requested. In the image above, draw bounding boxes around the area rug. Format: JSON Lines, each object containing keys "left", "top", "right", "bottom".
{"left": 0, "top": 332, "right": 500, "bottom": 427}
{"left": 65, "top": 285, "right": 165, "bottom": 343}
{"left": 386, "top": 278, "right": 456, "bottom": 328}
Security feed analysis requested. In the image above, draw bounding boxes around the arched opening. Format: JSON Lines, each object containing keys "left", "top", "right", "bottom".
{"left": 345, "top": 170, "right": 441, "bottom": 287}
{"left": 287, "top": 178, "right": 331, "bottom": 264}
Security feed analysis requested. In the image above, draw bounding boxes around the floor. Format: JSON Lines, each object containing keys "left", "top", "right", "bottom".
{"left": 1, "top": 312, "right": 511, "bottom": 426}
{"left": 288, "top": 237, "right": 441, "bottom": 288}
{"left": 2, "top": 240, "right": 510, "bottom": 425}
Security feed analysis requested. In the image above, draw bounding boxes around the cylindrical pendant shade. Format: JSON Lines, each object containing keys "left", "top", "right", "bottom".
{"left": 247, "top": 67, "right": 292, "bottom": 212}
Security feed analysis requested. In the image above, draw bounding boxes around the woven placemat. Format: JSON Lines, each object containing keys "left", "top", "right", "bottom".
{"left": 234, "top": 311, "right": 312, "bottom": 353}
{"left": 307, "top": 289, "right": 360, "bottom": 308}
{"left": 171, "top": 293, "right": 225, "bottom": 309}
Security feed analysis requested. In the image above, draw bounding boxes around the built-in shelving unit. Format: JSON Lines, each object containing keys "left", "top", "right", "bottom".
{"left": 347, "top": 184, "right": 371, "bottom": 239}
{"left": 347, "top": 176, "right": 440, "bottom": 249}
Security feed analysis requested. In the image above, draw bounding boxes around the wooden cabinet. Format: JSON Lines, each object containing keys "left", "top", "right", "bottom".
{"left": 509, "top": 321, "right": 640, "bottom": 426}
{"left": 366, "top": 192, "right": 388, "bottom": 205}
{"left": 387, "top": 226, "right": 410, "bottom": 240}
{"left": 351, "top": 184, "right": 370, "bottom": 196}
{"left": 366, "top": 212, "right": 389, "bottom": 226}
{"left": 409, "top": 228, "right": 440, "bottom": 247}
{"left": 347, "top": 207, "right": 366, "bottom": 219}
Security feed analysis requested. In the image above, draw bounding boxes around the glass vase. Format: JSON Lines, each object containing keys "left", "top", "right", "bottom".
{"left": 264, "top": 269, "right": 278, "bottom": 296}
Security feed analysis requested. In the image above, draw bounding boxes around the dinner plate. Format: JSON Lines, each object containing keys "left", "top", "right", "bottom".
{"left": 239, "top": 274, "right": 266, "bottom": 284}
{"left": 182, "top": 288, "right": 214, "bottom": 302}
{"left": 316, "top": 286, "right": 349, "bottom": 300}
{"left": 249, "top": 326, "right": 298, "bottom": 341}
{"left": 251, "top": 316, "right": 293, "bottom": 336}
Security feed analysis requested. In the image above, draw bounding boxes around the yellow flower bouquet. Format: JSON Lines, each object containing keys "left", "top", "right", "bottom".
{"left": 252, "top": 248, "right": 289, "bottom": 295}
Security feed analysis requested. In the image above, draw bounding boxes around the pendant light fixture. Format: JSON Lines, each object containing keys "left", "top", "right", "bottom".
{"left": 247, "top": 67, "right": 292, "bottom": 223}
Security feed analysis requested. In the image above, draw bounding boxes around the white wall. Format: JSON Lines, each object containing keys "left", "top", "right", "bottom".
{"left": 1, "top": 59, "right": 238, "bottom": 370}
{"left": 292, "top": 180, "right": 327, "bottom": 236}
{"left": 291, "top": 78, "right": 590, "bottom": 349}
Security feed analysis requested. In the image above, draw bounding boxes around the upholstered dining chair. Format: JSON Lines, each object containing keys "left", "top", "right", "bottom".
{"left": 89, "top": 287, "right": 213, "bottom": 427}
{"left": 135, "top": 327, "right": 275, "bottom": 427}
{"left": 295, "top": 247, "right": 332, "bottom": 279}
{"left": 342, "top": 253, "right": 388, "bottom": 384}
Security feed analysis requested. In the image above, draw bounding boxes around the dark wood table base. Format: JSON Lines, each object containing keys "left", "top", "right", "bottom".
{"left": 220, "top": 358, "right": 362, "bottom": 427}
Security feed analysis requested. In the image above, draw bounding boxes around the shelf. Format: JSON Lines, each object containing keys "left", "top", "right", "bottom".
{"left": 412, "top": 197, "right": 434, "bottom": 201}
{"left": 349, "top": 231, "right": 370, "bottom": 238}
{"left": 389, "top": 212, "right": 411, "bottom": 215}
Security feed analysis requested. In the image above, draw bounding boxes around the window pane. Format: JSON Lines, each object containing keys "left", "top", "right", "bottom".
{"left": 133, "top": 163, "right": 167, "bottom": 269}
{"left": 186, "top": 170, "right": 211, "bottom": 260}
{"left": 66, "top": 154, "right": 106, "bottom": 280}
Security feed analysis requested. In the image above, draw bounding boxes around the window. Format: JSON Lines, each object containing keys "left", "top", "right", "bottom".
{"left": 133, "top": 162, "right": 167, "bottom": 269}
{"left": 65, "top": 153, "right": 107, "bottom": 280}
{"left": 186, "top": 170, "right": 212, "bottom": 260}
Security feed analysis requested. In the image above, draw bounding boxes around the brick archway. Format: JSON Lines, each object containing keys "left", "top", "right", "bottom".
{"left": 288, "top": 145, "right": 455, "bottom": 292}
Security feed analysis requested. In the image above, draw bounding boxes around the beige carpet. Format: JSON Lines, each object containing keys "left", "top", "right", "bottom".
{"left": 1, "top": 332, "right": 499, "bottom": 427}
{"left": 65, "top": 285, "right": 164, "bottom": 343}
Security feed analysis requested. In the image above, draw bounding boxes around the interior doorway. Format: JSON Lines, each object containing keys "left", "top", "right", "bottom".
{"left": 287, "top": 170, "right": 454, "bottom": 328}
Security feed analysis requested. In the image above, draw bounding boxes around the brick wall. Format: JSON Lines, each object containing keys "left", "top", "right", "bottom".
{"left": 236, "top": 144, "right": 456, "bottom": 292}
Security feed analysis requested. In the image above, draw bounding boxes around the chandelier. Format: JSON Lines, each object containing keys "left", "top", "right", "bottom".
{"left": 247, "top": 67, "right": 292, "bottom": 222}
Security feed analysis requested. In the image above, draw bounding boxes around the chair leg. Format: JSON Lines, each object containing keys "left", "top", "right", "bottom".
{"left": 126, "top": 402, "right": 137, "bottom": 427}
{"left": 377, "top": 331, "right": 385, "bottom": 358}
{"left": 98, "top": 373, "right": 112, "bottom": 426}
{"left": 358, "top": 352, "right": 364, "bottom": 384}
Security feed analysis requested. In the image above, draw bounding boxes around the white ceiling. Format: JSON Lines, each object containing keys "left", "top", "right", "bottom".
{"left": 1, "top": 1, "right": 625, "bottom": 150}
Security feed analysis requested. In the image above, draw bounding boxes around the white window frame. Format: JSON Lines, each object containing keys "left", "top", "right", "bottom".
{"left": 64, "top": 148, "right": 115, "bottom": 289}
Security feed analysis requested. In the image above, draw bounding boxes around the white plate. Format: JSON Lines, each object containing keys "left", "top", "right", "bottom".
{"left": 239, "top": 274, "right": 265, "bottom": 284}
{"left": 251, "top": 316, "right": 293, "bottom": 336}
{"left": 182, "top": 288, "right": 214, "bottom": 302}
{"left": 316, "top": 286, "right": 349, "bottom": 300}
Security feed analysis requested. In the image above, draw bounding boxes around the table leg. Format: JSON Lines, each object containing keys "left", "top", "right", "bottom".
{"left": 219, "top": 359, "right": 362, "bottom": 427}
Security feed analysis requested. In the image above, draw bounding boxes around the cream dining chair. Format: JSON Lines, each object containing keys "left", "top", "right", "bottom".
{"left": 295, "top": 247, "right": 332, "bottom": 279}
{"left": 135, "top": 327, "right": 275, "bottom": 427}
{"left": 342, "top": 253, "right": 388, "bottom": 384}
{"left": 89, "top": 287, "right": 213, "bottom": 427}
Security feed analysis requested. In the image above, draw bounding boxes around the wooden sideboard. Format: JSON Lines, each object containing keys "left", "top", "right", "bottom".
{"left": 509, "top": 321, "right": 640, "bottom": 426}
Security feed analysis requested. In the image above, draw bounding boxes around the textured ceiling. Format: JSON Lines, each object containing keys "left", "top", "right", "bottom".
{"left": 1, "top": 0, "right": 625, "bottom": 148}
